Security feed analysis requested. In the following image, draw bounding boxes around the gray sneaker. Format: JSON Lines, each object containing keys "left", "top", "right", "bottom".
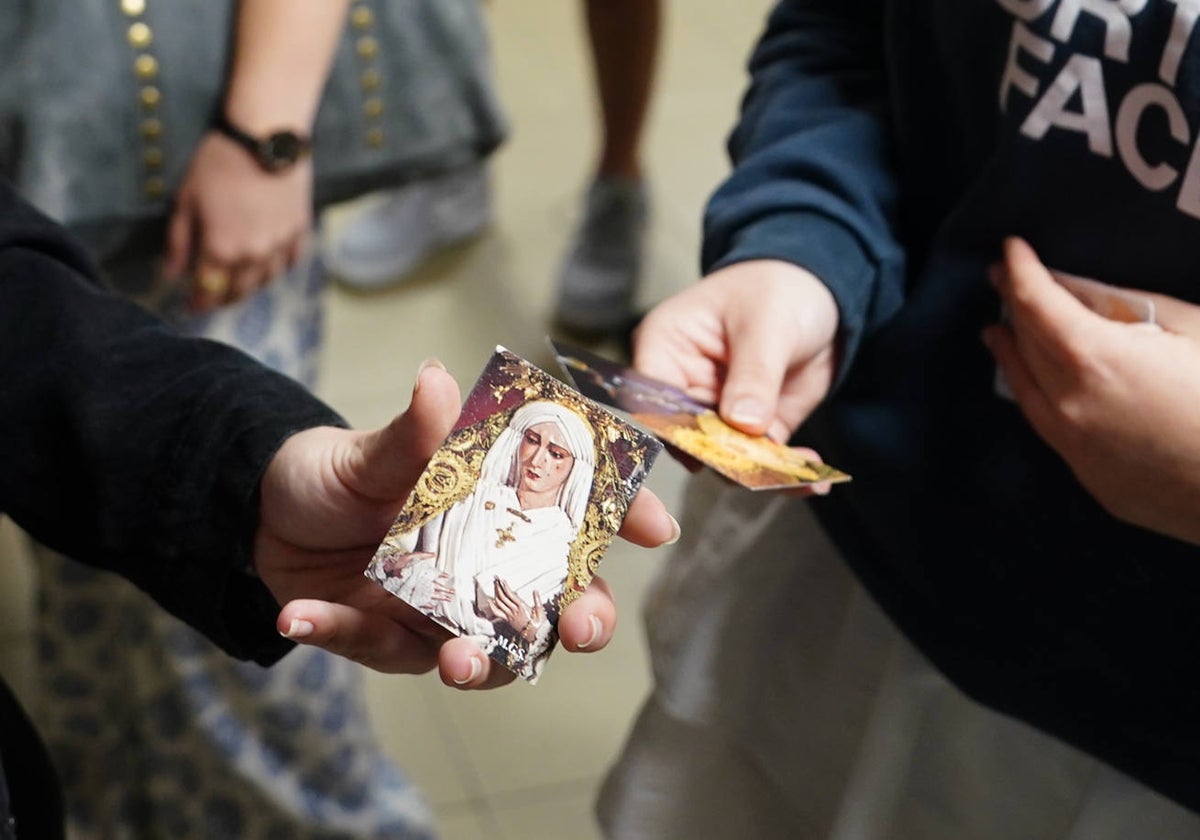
{"left": 554, "top": 177, "right": 649, "bottom": 335}
{"left": 323, "top": 162, "right": 491, "bottom": 290}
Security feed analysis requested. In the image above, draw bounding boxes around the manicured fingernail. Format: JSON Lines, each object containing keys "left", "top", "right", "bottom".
{"left": 282, "top": 619, "right": 314, "bottom": 639}
{"left": 577, "top": 615, "right": 603, "bottom": 649}
{"left": 728, "top": 398, "right": 763, "bottom": 427}
{"left": 664, "top": 514, "right": 681, "bottom": 546}
{"left": 453, "top": 656, "right": 483, "bottom": 686}
{"left": 413, "top": 358, "right": 446, "bottom": 394}
{"left": 418, "top": 357, "right": 446, "bottom": 376}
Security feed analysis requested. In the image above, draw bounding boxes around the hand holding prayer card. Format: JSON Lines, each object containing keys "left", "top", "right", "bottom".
{"left": 366, "top": 348, "right": 662, "bottom": 683}
{"left": 552, "top": 340, "right": 850, "bottom": 491}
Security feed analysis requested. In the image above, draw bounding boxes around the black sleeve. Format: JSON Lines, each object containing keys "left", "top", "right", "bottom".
{"left": 0, "top": 181, "right": 345, "bottom": 665}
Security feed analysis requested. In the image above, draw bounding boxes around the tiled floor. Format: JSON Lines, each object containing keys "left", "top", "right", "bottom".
{"left": 0, "top": 2, "right": 774, "bottom": 838}
{"left": 326, "top": 4, "right": 774, "bottom": 836}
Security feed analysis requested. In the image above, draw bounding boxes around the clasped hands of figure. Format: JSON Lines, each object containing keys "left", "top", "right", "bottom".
{"left": 379, "top": 551, "right": 547, "bottom": 642}
{"left": 253, "top": 361, "right": 679, "bottom": 690}
{"left": 477, "top": 577, "right": 546, "bottom": 643}
{"left": 163, "top": 130, "right": 312, "bottom": 313}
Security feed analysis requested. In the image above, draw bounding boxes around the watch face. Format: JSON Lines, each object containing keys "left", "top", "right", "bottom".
{"left": 260, "top": 131, "right": 307, "bottom": 172}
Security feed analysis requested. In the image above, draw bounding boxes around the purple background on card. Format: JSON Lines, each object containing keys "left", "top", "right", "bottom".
{"left": 551, "top": 340, "right": 712, "bottom": 416}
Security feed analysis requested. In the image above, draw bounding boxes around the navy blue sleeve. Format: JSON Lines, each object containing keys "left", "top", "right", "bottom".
{"left": 0, "top": 181, "right": 345, "bottom": 665}
{"left": 703, "top": 0, "right": 906, "bottom": 380}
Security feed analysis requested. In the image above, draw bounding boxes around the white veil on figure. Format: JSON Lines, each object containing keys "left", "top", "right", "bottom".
{"left": 410, "top": 400, "right": 598, "bottom": 637}
{"left": 479, "top": 400, "right": 597, "bottom": 531}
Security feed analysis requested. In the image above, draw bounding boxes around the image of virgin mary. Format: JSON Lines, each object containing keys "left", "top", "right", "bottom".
{"left": 369, "top": 399, "right": 598, "bottom": 678}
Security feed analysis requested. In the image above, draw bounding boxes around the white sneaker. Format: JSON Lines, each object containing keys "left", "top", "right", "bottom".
{"left": 554, "top": 177, "right": 649, "bottom": 335}
{"left": 322, "top": 162, "right": 492, "bottom": 290}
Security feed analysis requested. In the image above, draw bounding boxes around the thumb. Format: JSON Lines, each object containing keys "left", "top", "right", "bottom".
{"left": 717, "top": 318, "right": 791, "bottom": 437}
{"left": 346, "top": 360, "right": 462, "bottom": 501}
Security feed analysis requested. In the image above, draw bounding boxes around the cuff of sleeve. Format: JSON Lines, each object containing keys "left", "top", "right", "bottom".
{"left": 210, "top": 405, "right": 347, "bottom": 666}
{"left": 154, "top": 367, "right": 347, "bottom": 666}
{"left": 213, "top": 411, "right": 345, "bottom": 666}
{"left": 704, "top": 210, "right": 879, "bottom": 388}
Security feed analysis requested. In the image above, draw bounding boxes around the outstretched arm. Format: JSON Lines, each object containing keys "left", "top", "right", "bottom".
{"left": 0, "top": 181, "right": 338, "bottom": 660}
{"left": 0, "top": 183, "right": 681, "bottom": 689}
{"left": 635, "top": 1, "right": 901, "bottom": 444}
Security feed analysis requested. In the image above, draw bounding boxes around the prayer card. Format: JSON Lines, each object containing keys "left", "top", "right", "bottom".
{"left": 366, "top": 347, "right": 662, "bottom": 683}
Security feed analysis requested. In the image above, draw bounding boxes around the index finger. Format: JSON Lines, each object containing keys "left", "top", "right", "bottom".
{"left": 558, "top": 575, "right": 616, "bottom": 653}
{"left": 277, "top": 598, "right": 445, "bottom": 674}
{"left": 439, "top": 638, "right": 517, "bottom": 690}
{"left": 994, "top": 237, "right": 1102, "bottom": 356}
{"left": 616, "top": 488, "right": 680, "bottom": 548}
{"left": 632, "top": 306, "right": 723, "bottom": 403}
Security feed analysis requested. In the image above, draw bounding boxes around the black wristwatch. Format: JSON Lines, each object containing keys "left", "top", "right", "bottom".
{"left": 212, "top": 112, "right": 311, "bottom": 174}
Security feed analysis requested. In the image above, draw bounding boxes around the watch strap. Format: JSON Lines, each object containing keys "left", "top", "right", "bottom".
{"left": 212, "top": 112, "right": 311, "bottom": 173}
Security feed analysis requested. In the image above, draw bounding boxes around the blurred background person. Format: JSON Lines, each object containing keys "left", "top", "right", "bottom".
{"left": 0, "top": 0, "right": 503, "bottom": 836}
{"left": 323, "top": 0, "right": 661, "bottom": 346}
{"left": 600, "top": 0, "right": 1200, "bottom": 837}
{"left": 552, "top": 0, "right": 660, "bottom": 340}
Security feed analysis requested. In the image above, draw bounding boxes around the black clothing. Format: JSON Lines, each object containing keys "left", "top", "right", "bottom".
{"left": 703, "top": 0, "right": 1200, "bottom": 811}
{"left": 0, "top": 181, "right": 343, "bottom": 833}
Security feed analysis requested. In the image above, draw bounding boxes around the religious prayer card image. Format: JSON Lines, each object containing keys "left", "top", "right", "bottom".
{"left": 365, "top": 347, "right": 663, "bottom": 683}
{"left": 552, "top": 339, "right": 850, "bottom": 492}
{"left": 634, "top": 411, "right": 850, "bottom": 491}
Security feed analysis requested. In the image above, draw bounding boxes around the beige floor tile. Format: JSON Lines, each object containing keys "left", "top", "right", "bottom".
{"left": 316, "top": 230, "right": 528, "bottom": 416}
{"left": 361, "top": 670, "right": 480, "bottom": 810}
{"left": 489, "top": 782, "right": 606, "bottom": 840}
{"left": 430, "top": 803, "right": 497, "bottom": 840}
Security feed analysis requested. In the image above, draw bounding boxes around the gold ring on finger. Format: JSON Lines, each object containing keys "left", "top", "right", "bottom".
{"left": 196, "top": 266, "right": 230, "bottom": 296}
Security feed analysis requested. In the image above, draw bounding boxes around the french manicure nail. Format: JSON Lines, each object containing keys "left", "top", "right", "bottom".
{"left": 417, "top": 357, "right": 446, "bottom": 376}
{"left": 664, "top": 514, "right": 682, "bottom": 546}
{"left": 453, "top": 656, "right": 483, "bottom": 686}
{"left": 577, "top": 615, "right": 603, "bottom": 649}
{"left": 728, "top": 398, "right": 764, "bottom": 428}
{"left": 413, "top": 358, "right": 446, "bottom": 394}
{"left": 282, "top": 619, "right": 314, "bottom": 639}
